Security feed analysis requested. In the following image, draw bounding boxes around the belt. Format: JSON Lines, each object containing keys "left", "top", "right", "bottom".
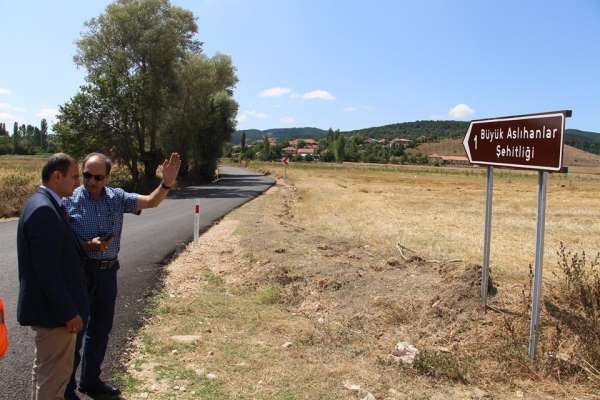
{"left": 86, "top": 258, "right": 119, "bottom": 270}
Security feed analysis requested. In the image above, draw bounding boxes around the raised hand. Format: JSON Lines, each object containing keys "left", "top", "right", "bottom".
{"left": 162, "top": 153, "right": 182, "bottom": 187}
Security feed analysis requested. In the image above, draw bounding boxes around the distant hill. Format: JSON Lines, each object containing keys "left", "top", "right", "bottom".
{"left": 564, "top": 129, "right": 600, "bottom": 155}
{"left": 342, "top": 120, "right": 469, "bottom": 141}
{"left": 232, "top": 120, "right": 600, "bottom": 155}
{"left": 231, "top": 127, "right": 327, "bottom": 144}
{"left": 231, "top": 121, "right": 467, "bottom": 144}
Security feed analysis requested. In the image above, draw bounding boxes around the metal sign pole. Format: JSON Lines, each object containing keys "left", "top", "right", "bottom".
{"left": 481, "top": 166, "right": 494, "bottom": 306}
{"left": 528, "top": 171, "right": 548, "bottom": 358}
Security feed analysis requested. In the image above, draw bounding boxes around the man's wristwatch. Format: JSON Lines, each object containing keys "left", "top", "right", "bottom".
{"left": 161, "top": 182, "right": 171, "bottom": 190}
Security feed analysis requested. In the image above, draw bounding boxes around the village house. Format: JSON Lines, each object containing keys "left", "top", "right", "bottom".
{"left": 281, "top": 146, "right": 297, "bottom": 155}
{"left": 297, "top": 148, "right": 317, "bottom": 156}
{"left": 283, "top": 138, "right": 320, "bottom": 159}
{"left": 288, "top": 138, "right": 319, "bottom": 147}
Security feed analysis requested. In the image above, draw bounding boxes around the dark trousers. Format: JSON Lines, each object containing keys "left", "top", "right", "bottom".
{"left": 65, "top": 264, "right": 118, "bottom": 396}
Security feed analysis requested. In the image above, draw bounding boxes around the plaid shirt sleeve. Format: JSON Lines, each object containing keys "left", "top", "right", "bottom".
{"left": 113, "top": 188, "right": 139, "bottom": 214}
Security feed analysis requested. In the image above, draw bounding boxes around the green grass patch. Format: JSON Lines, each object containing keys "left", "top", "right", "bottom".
{"left": 112, "top": 369, "right": 144, "bottom": 394}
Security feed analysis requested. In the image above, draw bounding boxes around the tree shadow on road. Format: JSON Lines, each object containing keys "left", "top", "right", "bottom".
{"left": 168, "top": 175, "right": 274, "bottom": 200}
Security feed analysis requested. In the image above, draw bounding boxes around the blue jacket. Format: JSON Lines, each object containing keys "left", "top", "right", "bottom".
{"left": 17, "top": 188, "right": 89, "bottom": 328}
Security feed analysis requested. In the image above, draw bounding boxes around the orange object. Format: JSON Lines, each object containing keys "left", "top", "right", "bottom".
{"left": 0, "top": 297, "right": 8, "bottom": 358}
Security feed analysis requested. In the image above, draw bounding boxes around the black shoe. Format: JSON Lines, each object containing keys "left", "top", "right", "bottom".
{"left": 78, "top": 381, "right": 121, "bottom": 397}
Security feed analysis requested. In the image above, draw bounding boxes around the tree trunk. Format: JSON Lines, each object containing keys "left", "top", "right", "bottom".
{"left": 129, "top": 157, "right": 139, "bottom": 184}
{"left": 179, "top": 152, "right": 189, "bottom": 178}
{"left": 142, "top": 150, "right": 159, "bottom": 181}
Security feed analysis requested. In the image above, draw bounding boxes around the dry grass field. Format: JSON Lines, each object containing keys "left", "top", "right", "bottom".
{"left": 257, "top": 161, "right": 600, "bottom": 281}
{"left": 119, "top": 161, "right": 600, "bottom": 399}
{"left": 0, "top": 155, "right": 46, "bottom": 218}
{"left": 0, "top": 155, "right": 138, "bottom": 218}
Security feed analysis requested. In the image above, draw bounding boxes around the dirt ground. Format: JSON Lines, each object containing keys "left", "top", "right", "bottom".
{"left": 118, "top": 164, "right": 600, "bottom": 399}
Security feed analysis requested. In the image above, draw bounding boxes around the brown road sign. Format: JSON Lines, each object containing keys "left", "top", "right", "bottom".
{"left": 463, "top": 111, "right": 571, "bottom": 171}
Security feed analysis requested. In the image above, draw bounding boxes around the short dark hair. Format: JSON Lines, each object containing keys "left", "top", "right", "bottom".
{"left": 42, "top": 153, "right": 76, "bottom": 183}
{"left": 82, "top": 152, "right": 112, "bottom": 175}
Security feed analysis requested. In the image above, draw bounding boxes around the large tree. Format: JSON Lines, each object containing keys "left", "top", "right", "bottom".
{"left": 160, "top": 53, "right": 238, "bottom": 179}
{"left": 54, "top": 0, "right": 237, "bottom": 183}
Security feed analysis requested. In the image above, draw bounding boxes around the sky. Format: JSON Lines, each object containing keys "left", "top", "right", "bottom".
{"left": 1, "top": 0, "right": 599, "bottom": 133}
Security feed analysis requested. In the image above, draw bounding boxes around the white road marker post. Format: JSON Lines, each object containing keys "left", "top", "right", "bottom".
{"left": 194, "top": 203, "right": 200, "bottom": 243}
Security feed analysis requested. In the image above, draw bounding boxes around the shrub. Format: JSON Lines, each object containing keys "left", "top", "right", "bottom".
{"left": 413, "top": 350, "right": 468, "bottom": 383}
{"left": 554, "top": 243, "right": 600, "bottom": 370}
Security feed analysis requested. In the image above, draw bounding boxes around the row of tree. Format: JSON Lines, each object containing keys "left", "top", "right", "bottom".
{"left": 53, "top": 0, "right": 238, "bottom": 184}
{"left": 318, "top": 130, "right": 427, "bottom": 164}
{"left": 0, "top": 120, "right": 53, "bottom": 155}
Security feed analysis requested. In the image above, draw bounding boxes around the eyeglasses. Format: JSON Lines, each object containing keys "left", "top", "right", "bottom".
{"left": 82, "top": 172, "right": 106, "bottom": 181}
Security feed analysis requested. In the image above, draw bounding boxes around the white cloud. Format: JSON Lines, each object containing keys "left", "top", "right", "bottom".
{"left": 237, "top": 114, "right": 248, "bottom": 123}
{"left": 302, "top": 90, "right": 335, "bottom": 101}
{"left": 448, "top": 103, "right": 474, "bottom": 118}
{"left": 259, "top": 87, "right": 291, "bottom": 97}
{"left": 344, "top": 106, "right": 358, "bottom": 112}
{"left": 13, "top": 107, "right": 26, "bottom": 112}
{"left": 36, "top": 108, "right": 58, "bottom": 121}
{"left": 0, "top": 88, "right": 11, "bottom": 95}
{"left": 290, "top": 92, "right": 300, "bottom": 99}
{"left": 0, "top": 103, "right": 9, "bottom": 109}
{"left": 280, "top": 116, "right": 295, "bottom": 124}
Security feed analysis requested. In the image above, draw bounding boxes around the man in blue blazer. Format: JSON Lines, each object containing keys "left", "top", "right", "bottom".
{"left": 17, "top": 153, "right": 89, "bottom": 400}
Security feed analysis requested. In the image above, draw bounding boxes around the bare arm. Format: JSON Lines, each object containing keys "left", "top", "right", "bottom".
{"left": 137, "top": 153, "right": 181, "bottom": 210}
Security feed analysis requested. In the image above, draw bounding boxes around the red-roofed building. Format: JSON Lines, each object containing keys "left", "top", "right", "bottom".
{"left": 297, "top": 148, "right": 316, "bottom": 155}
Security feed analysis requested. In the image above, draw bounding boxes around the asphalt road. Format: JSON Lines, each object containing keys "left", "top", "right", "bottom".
{"left": 0, "top": 166, "right": 274, "bottom": 399}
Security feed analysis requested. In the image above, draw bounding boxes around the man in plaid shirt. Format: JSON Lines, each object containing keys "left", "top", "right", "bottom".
{"left": 64, "top": 152, "right": 181, "bottom": 399}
